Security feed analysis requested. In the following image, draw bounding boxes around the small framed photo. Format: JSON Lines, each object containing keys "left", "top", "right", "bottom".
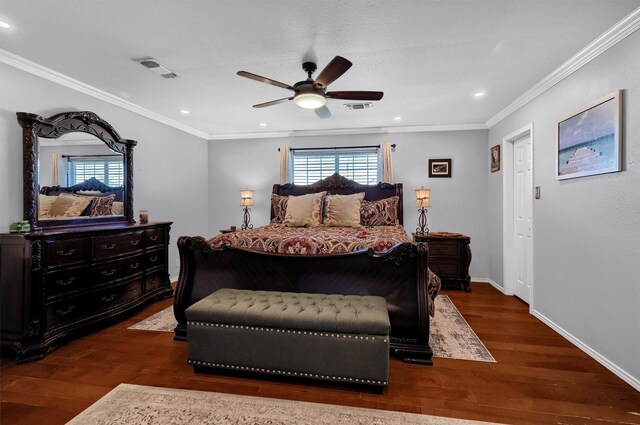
{"left": 557, "top": 90, "right": 622, "bottom": 180}
{"left": 491, "top": 145, "right": 500, "bottom": 172}
{"left": 429, "top": 158, "right": 451, "bottom": 178}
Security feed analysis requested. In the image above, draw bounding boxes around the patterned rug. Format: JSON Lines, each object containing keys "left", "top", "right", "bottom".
{"left": 67, "top": 383, "right": 503, "bottom": 425}
{"left": 129, "top": 295, "right": 495, "bottom": 362}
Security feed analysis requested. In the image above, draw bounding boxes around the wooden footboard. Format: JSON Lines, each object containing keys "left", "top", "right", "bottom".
{"left": 173, "top": 236, "right": 433, "bottom": 364}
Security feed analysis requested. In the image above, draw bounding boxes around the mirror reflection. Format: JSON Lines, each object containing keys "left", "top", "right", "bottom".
{"left": 38, "top": 133, "right": 125, "bottom": 220}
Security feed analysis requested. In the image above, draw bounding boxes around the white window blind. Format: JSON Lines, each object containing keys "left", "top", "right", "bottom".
{"left": 66, "top": 156, "right": 123, "bottom": 187}
{"left": 291, "top": 147, "right": 379, "bottom": 185}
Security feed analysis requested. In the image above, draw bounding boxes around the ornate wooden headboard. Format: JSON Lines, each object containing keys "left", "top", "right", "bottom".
{"left": 272, "top": 173, "right": 404, "bottom": 225}
{"left": 40, "top": 177, "right": 124, "bottom": 201}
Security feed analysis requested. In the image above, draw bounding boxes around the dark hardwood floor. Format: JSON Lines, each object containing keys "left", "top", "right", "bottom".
{"left": 1, "top": 283, "right": 638, "bottom": 424}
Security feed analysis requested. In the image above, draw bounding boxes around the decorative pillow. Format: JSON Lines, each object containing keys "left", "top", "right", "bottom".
{"left": 76, "top": 190, "right": 105, "bottom": 196}
{"left": 360, "top": 196, "right": 399, "bottom": 226}
{"left": 112, "top": 201, "right": 124, "bottom": 215}
{"left": 271, "top": 194, "right": 289, "bottom": 223}
{"left": 83, "top": 194, "right": 116, "bottom": 216}
{"left": 283, "top": 191, "right": 326, "bottom": 227}
{"left": 46, "top": 193, "right": 94, "bottom": 218}
{"left": 323, "top": 192, "right": 365, "bottom": 227}
{"left": 38, "top": 194, "right": 59, "bottom": 218}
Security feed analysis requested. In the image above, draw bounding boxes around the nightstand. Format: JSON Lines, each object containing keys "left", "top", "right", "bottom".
{"left": 219, "top": 228, "right": 236, "bottom": 234}
{"left": 413, "top": 232, "right": 472, "bottom": 292}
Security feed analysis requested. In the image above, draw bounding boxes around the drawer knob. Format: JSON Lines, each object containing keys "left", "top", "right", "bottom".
{"left": 149, "top": 236, "right": 159, "bottom": 241}
{"left": 129, "top": 262, "right": 140, "bottom": 269}
{"left": 130, "top": 240, "right": 140, "bottom": 246}
{"left": 101, "top": 269, "right": 116, "bottom": 276}
{"left": 56, "top": 305, "right": 75, "bottom": 315}
{"left": 56, "top": 249, "right": 76, "bottom": 256}
{"left": 149, "top": 256, "right": 158, "bottom": 262}
{"left": 56, "top": 277, "right": 76, "bottom": 286}
{"left": 100, "top": 294, "right": 116, "bottom": 302}
{"left": 101, "top": 244, "right": 116, "bottom": 250}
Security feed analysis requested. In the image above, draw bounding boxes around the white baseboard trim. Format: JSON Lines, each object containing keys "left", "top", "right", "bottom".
{"left": 486, "top": 278, "right": 506, "bottom": 294}
{"left": 531, "top": 308, "right": 640, "bottom": 392}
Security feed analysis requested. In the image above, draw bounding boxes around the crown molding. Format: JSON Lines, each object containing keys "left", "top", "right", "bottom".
{"left": 207, "top": 123, "right": 487, "bottom": 141}
{"left": 0, "top": 48, "right": 209, "bottom": 139}
{"left": 486, "top": 7, "right": 640, "bottom": 128}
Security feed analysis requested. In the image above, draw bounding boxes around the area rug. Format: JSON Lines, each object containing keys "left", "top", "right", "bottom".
{"left": 67, "top": 383, "right": 502, "bottom": 425}
{"left": 129, "top": 296, "right": 495, "bottom": 362}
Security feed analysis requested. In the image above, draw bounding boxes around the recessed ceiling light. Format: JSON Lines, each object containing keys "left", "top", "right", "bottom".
{"left": 180, "top": 110, "right": 190, "bottom": 115}
{"left": 259, "top": 123, "right": 267, "bottom": 127}
{"left": 474, "top": 92, "right": 486, "bottom": 98}
{"left": 393, "top": 116, "right": 402, "bottom": 121}
{"left": 0, "top": 21, "right": 11, "bottom": 29}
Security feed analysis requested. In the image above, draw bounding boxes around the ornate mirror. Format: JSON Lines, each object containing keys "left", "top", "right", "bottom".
{"left": 17, "top": 111, "right": 136, "bottom": 230}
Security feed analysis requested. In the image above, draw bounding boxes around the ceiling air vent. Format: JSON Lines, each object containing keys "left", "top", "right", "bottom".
{"left": 343, "top": 102, "right": 373, "bottom": 110}
{"left": 135, "top": 58, "right": 179, "bottom": 79}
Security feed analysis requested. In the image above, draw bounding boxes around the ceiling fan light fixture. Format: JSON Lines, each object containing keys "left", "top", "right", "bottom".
{"left": 293, "top": 92, "right": 327, "bottom": 109}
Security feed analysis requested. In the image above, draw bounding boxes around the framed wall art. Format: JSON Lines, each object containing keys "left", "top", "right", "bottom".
{"left": 490, "top": 145, "right": 500, "bottom": 172}
{"left": 429, "top": 158, "right": 451, "bottom": 178}
{"left": 557, "top": 90, "right": 622, "bottom": 180}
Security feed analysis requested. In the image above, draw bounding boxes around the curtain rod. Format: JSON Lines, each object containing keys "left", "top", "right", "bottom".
{"left": 61, "top": 154, "right": 122, "bottom": 158}
{"left": 278, "top": 144, "right": 395, "bottom": 152}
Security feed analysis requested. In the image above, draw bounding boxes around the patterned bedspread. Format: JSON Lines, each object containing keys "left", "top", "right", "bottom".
{"left": 208, "top": 224, "right": 411, "bottom": 255}
{"left": 208, "top": 224, "right": 442, "bottom": 316}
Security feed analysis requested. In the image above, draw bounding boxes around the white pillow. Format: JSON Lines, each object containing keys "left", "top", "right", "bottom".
{"left": 323, "top": 193, "right": 365, "bottom": 227}
{"left": 283, "top": 192, "right": 326, "bottom": 227}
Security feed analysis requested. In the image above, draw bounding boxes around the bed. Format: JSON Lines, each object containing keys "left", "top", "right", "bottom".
{"left": 173, "top": 173, "right": 441, "bottom": 364}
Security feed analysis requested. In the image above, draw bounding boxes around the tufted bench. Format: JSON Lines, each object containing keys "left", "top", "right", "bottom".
{"left": 185, "top": 288, "right": 390, "bottom": 388}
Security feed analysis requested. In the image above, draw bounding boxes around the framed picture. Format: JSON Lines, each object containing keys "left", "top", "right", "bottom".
{"left": 557, "top": 90, "right": 622, "bottom": 180}
{"left": 429, "top": 158, "right": 451, "bottom": 178}
{"left": 490, "top": 145, "right": 500, "bottom": 172}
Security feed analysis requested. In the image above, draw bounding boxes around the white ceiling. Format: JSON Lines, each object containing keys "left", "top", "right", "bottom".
{"left": 1, "top": 1, "right": 639, "bottom": 139}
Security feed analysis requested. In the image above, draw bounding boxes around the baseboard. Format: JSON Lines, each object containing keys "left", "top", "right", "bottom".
{"left": 487, "top": 278, "right": 506, "bottom": 294}
{"left": 531, "top": 308, "right": 640, "bottom": 392}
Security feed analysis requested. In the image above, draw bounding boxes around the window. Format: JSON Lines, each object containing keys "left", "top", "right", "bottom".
{"left": 291, "top": 147, "right": 379, "bottom": 185}
{"left": 66, "top": 156, "right": 123, "bottom": 187}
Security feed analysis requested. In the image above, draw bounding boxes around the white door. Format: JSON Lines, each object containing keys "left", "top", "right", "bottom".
{"left": 513, "top": 135, "right": 532, "bottom": 303}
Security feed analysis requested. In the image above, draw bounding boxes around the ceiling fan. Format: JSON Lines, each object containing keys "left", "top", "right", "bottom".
{"left": 237, "top": 56, "right": 383, "bottom": 119}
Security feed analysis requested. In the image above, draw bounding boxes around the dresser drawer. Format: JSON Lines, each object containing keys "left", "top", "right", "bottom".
{"left": 92, "top": 254, "right": 144, "bottom": 286}
{"left": 46, "top": 294, "right": 88, "bottom": 330}
{"left": 92, "top": 231, "right": 144, "bottom": 260}
{"left": 91, "top": 278, "right": 143, "bottom": 314}
{"left": 45, "top": 265, "right": 89, "bottom": 299}
{"left": 45, "top": 238, "right": 88, "bottom": 269}
{"left": 429, "top": 261, "right": 462, "bottom": 277}
{"left": 428, "top": 242, "right": 461, "bottom": 257}
{"left": 145, "top": 248, "right": 165, "bottom": 270}
{"left": 144, "top": 228, "right": 165, "bottom": 249}
{"left": 145, "top": 269, "right": 168, "bottom": 293}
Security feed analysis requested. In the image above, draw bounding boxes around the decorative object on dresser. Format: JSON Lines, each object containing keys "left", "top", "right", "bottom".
{"left": 413, "top": 232, "right": 471, "bottom": 292}
{"left": 0, "top": 222, "right": 173, "bottom": 363}
{"left": 414, "top": 187, "right": 431, "bottom": 234}
{"left": 240, "top": 189, "right": 253, "bottom": 230}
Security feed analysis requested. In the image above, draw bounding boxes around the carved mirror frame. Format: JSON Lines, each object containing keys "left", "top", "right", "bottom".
{"left": 17, "top": 111, "right": 136, "bottom": 230}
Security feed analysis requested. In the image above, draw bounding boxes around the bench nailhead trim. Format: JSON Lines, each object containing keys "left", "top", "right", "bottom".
{"left": 188, "top": 359, "right": 387, "bottom": 385}
{"left": 187, "top": 321, "right": 389, "bottom": 341}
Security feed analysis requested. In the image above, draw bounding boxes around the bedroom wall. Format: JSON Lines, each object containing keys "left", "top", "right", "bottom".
{"left": 487, "top": 30, "right": 640, "bottom": 387}
{"left": 208, "top": 130, "right": 490, "bottom": 279}
{"left": 0, "top": 62, "right": 209, "bottom": 280}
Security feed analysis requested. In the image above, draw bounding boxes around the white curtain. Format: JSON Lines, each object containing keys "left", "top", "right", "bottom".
{"left": 380, "top": 142, "right": 394, "bottom": 183}
{"left": 279, "top": 146, "right": 290, "bottom": 184}
{"left": 51, "top": 153, "right": 59, "bottom": 186}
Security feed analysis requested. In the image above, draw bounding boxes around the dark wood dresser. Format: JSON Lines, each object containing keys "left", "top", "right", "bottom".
{"left": 0, "top": 221, "right": 172, "bottom": 362}
{"left": 413, "top": 232, "right": 472, "bottom": 292}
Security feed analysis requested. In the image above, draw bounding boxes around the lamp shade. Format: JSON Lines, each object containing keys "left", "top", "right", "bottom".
{"left": 415, "top": 187, "right": 431, "bottom": 208}
{"left": 293, "top": 92, "right": 327, "bottom": 109}
{"left": 240, "top": 189, "right": 254, "bottom": 207}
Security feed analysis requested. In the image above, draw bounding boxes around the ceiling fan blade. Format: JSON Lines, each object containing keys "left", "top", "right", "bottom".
{"left": 326, "top": 91, "right": 384, "bottom": 101}
{"left": 313, "top": 56, "right": 352, "bottom": 88}
{"left": 314, "top": 105, "right": 331, "bottom": 119}
{"left": 253, "top": 97, "right": 293, "bottom": 108}
{"left": 237, "top": 71, "right": 295, "bottom": 91}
